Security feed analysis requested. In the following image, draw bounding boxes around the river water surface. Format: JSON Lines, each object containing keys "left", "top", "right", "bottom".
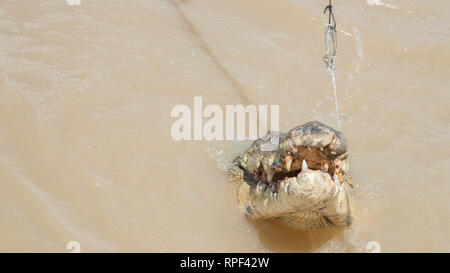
{"left": 0, "top": 0, "right": 449, "bottom": 252}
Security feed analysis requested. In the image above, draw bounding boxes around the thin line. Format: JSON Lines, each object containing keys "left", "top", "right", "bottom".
{"left": 168, "top": 0, "right": 251, "bottom": 104}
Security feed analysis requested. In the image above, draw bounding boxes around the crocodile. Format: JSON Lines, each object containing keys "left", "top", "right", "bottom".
{"left": 228, "top": 121, "right": 354, "bottom": 230}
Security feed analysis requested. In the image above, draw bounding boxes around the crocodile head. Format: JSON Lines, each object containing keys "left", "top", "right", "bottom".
{"left": 228, "top": 121, "right": 354, "bottom": 230}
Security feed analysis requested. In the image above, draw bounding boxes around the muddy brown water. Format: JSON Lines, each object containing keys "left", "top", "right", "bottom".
{"left": 0, "top": 0, "right": 449, "bottom": 252}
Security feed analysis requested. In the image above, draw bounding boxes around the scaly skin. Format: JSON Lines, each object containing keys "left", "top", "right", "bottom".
{"left": 228, "top": 121, "right": 354, "bottom": 230}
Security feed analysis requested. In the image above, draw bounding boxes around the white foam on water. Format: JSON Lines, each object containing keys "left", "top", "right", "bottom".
{"left": 366, "top": 0, "right": 398, "bottom": 9}
{"left": 328, "top": 67, "right": 341, "bottom": 129}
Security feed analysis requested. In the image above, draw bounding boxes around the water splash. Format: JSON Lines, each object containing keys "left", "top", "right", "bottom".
{"left": 323, "top": 22, "right": 340, "bottom": 128}
{"left": 323, "top": 23, "right": 340, "bottom": 128}
{"left": 328, "top": 67, "right": 341, "bottom": 128}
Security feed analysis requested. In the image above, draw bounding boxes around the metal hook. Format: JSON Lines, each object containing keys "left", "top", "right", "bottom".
{"left": 323, "top": 0, "right": 336, "bottom": 28}
{"left": 323, "top": 0, "right": 337, "bottom": 69}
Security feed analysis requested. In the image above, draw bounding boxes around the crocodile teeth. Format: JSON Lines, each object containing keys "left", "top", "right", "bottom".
{"left": 283, "top": 182, "right": 289, "bottom": 194}
{"left": 331, "top": 135, "right": 338, "bottom": 149}
{"left": 267, "top": 172, "right": 274, "bottom": 183}
{"left": 302, "top": 159, "right": 308, "bottom": 172}
{"left": 256, "top": 181, "right": 263, "bottom": 194}
{"left": 285, "top": 156, "right": 293, "bottom": 172}
{"left": 333, "top": 174, "right": 339, "bottom": 183}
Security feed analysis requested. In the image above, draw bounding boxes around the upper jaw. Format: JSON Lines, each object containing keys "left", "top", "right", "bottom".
{"left": 280, "top": 121, "right": 347, "bottom": 157}
{"left": 266, "top": 121, "right": 349, "bottom": 183}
